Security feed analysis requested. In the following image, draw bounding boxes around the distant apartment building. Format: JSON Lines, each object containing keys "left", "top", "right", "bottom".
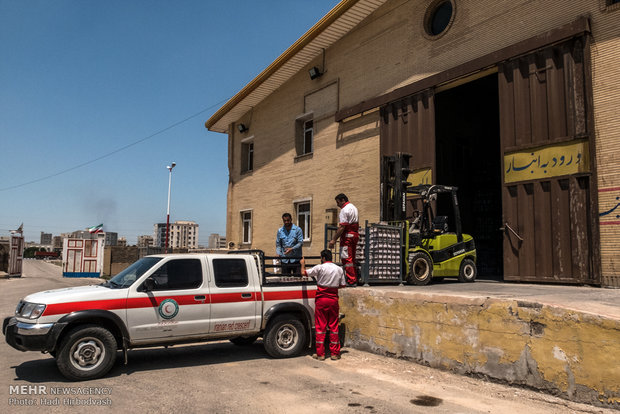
{"left": 104, "top": 232, "right": 118, "bottom": 246}
{"left": 137, "top": 235, "right": 154, "bottom": 248}
{"left": 154, "top": 224, "right": 166, "bottom": 248}
{"left": 117, "top": 237, "right": 127, "bottom": 247}
{"left": 208, "top": 233, "right": 227, "bottom": 249}
{"left": 40, "top": 232, "right": 52, "bottom": 245}
{"left": 154, "top": 221, "right": 199, "bottom": 249}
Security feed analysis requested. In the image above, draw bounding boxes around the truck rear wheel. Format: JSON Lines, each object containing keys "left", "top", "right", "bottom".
{"left": 56, "top": 325, "right": 117, "bottom": 381}
{"left": 407, "top": 252, "right": 433, "bottom": 285}
{"left": 458, "top": 258, "right": 477, "bottom": 283}
{"left": 263, "top": 314, "right": 306, "bottom": 358}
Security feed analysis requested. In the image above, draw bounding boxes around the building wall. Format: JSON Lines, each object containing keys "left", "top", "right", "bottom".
{"left": 227, "top": 100, "right": 380, "bottom": 256}
{"left": 225, "top": 0, "right": 619, "bottom": 282}
{"left": 590, "top": 1, "right": 620, "bottom": 286}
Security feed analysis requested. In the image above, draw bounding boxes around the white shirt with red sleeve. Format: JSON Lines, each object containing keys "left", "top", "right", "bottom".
{"left": 306, "top": 262, "right": 345, "bottom": 288}
{"left": 339, "top": 202, "right": 358, "bottom": 226}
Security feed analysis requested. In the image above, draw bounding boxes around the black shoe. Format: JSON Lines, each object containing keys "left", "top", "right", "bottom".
{"left": 346, "top": 283, "right": 356, "bottom": 287}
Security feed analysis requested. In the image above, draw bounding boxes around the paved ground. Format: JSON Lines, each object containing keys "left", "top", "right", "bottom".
{"left": 0, "top": 260, "right": 616, "bottom": 413}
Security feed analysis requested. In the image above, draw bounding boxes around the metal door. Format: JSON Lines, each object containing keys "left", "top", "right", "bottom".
{"left": 498, "top": 36, "right": 599, "bottom": 284}
{"left": 380, "top": 89, "right": 436, "bottom": 171}
{"left": 8, "top": 235, "right": 23, "bottom": 277}
{"left": 380, "top": 90, "right": 436, "bottom": 222}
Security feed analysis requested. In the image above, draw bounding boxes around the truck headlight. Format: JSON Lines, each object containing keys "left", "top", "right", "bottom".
{"left": 17, "top": 302, "right": 46, "bottom": 319}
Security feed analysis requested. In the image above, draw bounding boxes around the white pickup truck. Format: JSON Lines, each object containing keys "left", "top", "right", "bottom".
{"left": 3, "top": 252, "right": 317, "bottom": 380}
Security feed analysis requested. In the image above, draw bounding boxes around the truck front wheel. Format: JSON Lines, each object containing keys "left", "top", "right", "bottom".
{"left": 263, "top": 314, "right": 307, "bottom": 358}
{"left": 56, "top": 325, "right": 117, "bottom": 381}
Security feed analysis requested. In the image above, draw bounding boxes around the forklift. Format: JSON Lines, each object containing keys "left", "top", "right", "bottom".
{"left": 381, "top": 152, "right": 477, "bottom": 285}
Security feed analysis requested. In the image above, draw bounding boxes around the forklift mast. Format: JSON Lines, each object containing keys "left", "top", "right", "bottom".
{"left": 381, "top": 153, "right": 463, "bottom": 243}
{"left": 380, "top": 152, "right": 412, "bottom": 222}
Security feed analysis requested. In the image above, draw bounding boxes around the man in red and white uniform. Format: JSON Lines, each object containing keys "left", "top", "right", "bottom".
{"left": 328, "top": 193, "right": 359, "bottom": 286}
{"left": 301, "top": 250, "right": 345, "bottom": 360}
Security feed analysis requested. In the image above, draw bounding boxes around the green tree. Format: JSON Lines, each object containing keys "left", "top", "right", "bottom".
{"left": 23, "top": 247, "right": 38, "bottom": 258}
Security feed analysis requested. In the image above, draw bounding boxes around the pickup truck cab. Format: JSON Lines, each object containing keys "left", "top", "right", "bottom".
{"left": 3, "top": 252, "right": 317, "bottom": 380}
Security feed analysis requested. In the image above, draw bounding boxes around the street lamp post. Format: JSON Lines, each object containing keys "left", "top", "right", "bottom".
{"left": 164, "top": 162, "right": 176, "bottom": 253}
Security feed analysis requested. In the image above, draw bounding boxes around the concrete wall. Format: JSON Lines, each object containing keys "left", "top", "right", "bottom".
{"left": 340, "top": 288, "right": 620, "bottom": 407}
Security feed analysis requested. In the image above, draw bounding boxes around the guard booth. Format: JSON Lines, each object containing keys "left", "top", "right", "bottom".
{"left": 62, "top": 233, "right": 105, "bottom": 278}
{"left": 8, "top": 235, "right": 24, "bottom": 277}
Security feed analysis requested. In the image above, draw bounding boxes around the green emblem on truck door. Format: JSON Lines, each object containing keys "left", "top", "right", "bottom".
{"left": 158, "top": 299, "right": 179, "bottom": 319}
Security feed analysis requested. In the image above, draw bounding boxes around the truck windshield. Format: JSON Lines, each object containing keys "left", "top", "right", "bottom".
{"left": 107, "top": 257, "right": 162, "bottom": 289}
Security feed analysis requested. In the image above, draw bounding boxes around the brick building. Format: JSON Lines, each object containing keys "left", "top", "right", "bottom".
{"left": 206, "top": 0, "right": 620, "bottom": 286}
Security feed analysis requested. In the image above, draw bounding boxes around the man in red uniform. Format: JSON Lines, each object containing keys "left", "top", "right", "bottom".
{"left": 328, "top": 193, "right": 359, "bottom": 286}
{"left": 301, "top": 250, "right": 345, "bottom": 360}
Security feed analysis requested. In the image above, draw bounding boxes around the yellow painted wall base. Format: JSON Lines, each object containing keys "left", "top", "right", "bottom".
{"left": 340, "top": 289, "right": 620, "bottom": 408}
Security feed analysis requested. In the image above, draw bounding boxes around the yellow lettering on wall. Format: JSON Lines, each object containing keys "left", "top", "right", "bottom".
{"left": 407, "top": 168, "right": 432, "bottom": 186}
{"left": 504, "top": 140, "right": 590, "bottom": 183}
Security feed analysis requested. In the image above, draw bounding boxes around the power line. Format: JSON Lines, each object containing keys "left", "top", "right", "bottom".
{"left": 0, "top": 98, "right": 229, "bottom": 192}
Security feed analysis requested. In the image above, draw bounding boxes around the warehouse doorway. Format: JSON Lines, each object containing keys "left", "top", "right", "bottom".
{"left": 434, "top": 74, "right": 503, "bottom": 280}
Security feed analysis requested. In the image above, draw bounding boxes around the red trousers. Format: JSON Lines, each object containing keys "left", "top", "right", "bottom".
{"left": 340, "top": 232, "right": 359, "bottom": 285}
{"left": 315, "top": 290, "right": 340, "bottom": 357}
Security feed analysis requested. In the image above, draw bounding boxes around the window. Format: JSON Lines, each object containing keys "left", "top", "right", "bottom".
{"left": 241, "top": 140, "right": 254, "bottom": 173}
{"left": 295, "top": 113, "right": 313, "bottom": 158}
{"left": 213, "top": 258, "right": 249, "bottom": 288}
{"left": 296, "top": 202, "right": 311, "bottom": 241}
{"left": 241, "top": 210, "right": 252, "bottom": 244}
{"left": 303, "top": 120, "right": 313, "bottom": 154}
{"left": 424, "top": 0, "right": 455, "bottom": 38}
{"left": 146, "top": 259, "right": 202, "bottom": 290}
{"left": 84, "top": 240, "right": 97, "bottom": 257}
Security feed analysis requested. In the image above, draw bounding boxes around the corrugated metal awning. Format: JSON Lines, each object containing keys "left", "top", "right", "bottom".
{"left": 205, "top": 0, "right": 386, "bottom": 133}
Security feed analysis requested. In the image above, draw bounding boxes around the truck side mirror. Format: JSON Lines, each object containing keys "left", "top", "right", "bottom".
{"left": 142, "top": 278, "right": 156, "bottom": 292}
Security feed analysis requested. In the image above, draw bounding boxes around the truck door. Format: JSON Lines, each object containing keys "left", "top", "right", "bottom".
{"left": 126, "top": 257, "right": 210, "bottom": 341}
{"left": 207, "top": 256, "right": 260, "bottom": 334}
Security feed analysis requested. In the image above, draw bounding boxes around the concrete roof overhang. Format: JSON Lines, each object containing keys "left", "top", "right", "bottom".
{"left": 204, "top": 0, "right": 386, "bottom": 133}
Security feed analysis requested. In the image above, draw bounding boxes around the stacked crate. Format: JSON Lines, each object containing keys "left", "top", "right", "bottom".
{"left": 357, "top": 223, "right": 402, "bottom": 284}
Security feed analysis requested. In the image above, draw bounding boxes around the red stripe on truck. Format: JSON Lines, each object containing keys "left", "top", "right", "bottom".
{"left": 42, "top": 289, "right": 314, "bottom": 316}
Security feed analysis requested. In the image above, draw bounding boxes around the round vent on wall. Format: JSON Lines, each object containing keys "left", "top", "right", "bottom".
{"left": 423, "top": 0, "right": 455, "bottom": 39}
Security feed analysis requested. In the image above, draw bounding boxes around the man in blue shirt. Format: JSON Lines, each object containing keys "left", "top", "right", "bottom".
{"left": 276, "top": 213, "right": 304, "bottom": 275}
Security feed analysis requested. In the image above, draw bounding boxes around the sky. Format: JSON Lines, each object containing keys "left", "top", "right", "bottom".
{"left": 0, "top": 0, "right": 340, "bottom": 246}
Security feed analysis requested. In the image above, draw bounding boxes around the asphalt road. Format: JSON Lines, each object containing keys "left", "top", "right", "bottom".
{"left": 0, "top": 260, "right": 613, "bottom": 414}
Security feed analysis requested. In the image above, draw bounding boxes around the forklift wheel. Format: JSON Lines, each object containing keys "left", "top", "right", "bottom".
{"left": 407, "top": 252, "right": 433, "bottom": 286}
{"left": 458, "top": 258, "right": 477, "bottom": 283}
